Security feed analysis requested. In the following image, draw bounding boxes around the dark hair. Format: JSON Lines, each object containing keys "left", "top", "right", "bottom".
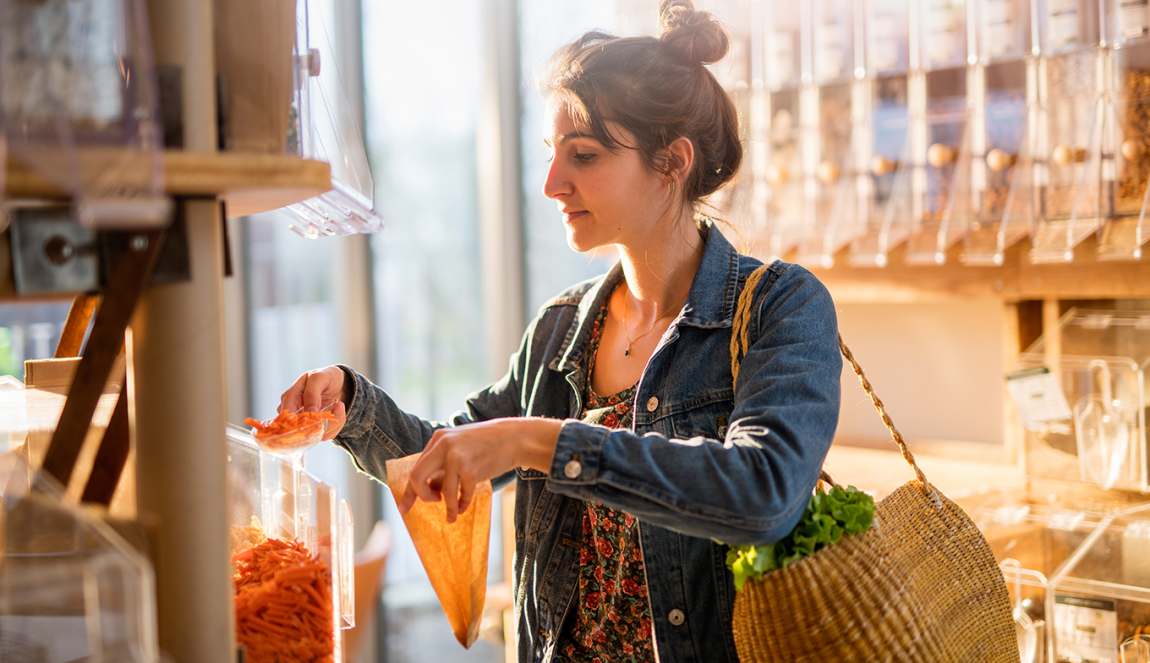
{"left": 541, "top": 0, "right": 742, "bottom": 207}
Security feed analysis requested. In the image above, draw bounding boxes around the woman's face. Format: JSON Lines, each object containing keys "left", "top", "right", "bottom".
{"left": 542, "top": 98, "right": 670, "bottom": 253}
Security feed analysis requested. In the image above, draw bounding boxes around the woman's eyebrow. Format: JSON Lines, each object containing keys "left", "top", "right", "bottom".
{"left": 543, "top": 132, "right": 593, "bottom": 147}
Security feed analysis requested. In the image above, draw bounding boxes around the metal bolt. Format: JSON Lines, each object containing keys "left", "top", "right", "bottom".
{"left": 130, "top": 235, "right": 149, "bottom": 252}
{"left": 44, "top": 236, "right": 75, "bottom": 265}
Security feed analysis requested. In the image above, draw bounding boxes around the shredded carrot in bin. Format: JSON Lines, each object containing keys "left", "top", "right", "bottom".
{"left": 232, "top": 537, "right": 334, "bottom": 663}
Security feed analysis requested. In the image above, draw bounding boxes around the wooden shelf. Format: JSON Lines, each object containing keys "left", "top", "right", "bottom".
{"left": 6, "top": 150, "right": 331, "bottom": 219}
{"left": 795, "top": 236, "right": 1150, "bottom": 303}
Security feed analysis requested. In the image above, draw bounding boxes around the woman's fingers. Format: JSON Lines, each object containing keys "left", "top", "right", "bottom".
{"left": 303, "top": 367, "right": 341, "bottom": 411}
{"left": 322, "top": 400, "right": 347, "bottom": 440}
{"left": 280, "top": 366, "right": 345, "bottom": 414}
{"left": 280, "top": 372, "right": 311, "bottom": 412}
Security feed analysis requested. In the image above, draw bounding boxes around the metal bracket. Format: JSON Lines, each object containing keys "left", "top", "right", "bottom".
{"left": 9, "top": 206, "right": 99, "bottom": 296}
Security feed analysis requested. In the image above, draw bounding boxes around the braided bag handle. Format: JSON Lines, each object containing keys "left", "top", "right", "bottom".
{"left": 730, "top": 264, "right": 938, "bottom": 504}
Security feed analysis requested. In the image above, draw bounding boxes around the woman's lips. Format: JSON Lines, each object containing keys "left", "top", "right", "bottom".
{"left": 562, "top": 210, "right": 587, "bottom": 222}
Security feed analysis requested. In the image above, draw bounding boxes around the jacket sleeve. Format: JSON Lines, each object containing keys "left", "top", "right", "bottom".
{"left": 331, "top": 323, "right": 535, "bottom": 488}
{"left": 544, "top": 265, "right": 842, "bottom": 545}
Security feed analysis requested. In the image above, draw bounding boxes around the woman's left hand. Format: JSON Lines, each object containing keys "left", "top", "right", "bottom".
{"left": 397, "top": 417, "right": 562, "bottom": 523}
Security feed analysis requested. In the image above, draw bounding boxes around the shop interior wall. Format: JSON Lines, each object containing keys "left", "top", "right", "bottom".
{"left": 835, "top": 299, "right": 1007, "bottom": 450}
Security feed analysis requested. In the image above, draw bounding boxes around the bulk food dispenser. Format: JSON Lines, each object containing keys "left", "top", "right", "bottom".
{"left": 226, "top": 425, "right": 354, "bottom": 663}
{"left": 962, "top": 0, "right": 1036, "bottom": 266}
{"left": 850, "top": 0, "right": 913, "bottom": 267}
{"left": 1099, "top": 0, "right": 1150, "bottom": 260}
{"left": 795, "top": 0, "right": 863, "bottom": 268}
{"left": 1031, "top": 0, "right": 1105, "bottom": 263}
{"left": 762, "top": 1, "right": 810, "bottom": 259}
{"left": 904, "top": 0, "right": 975, "bottom": 265}
{"left": 0, "top": 452, "right": 158, "bottom": 662}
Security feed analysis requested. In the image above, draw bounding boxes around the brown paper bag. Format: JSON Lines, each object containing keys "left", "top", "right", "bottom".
{"left": 386, "top": 453, "right": 491, "bottom": 648}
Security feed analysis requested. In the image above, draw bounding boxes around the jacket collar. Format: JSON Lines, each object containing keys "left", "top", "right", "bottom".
{"left": 548, "top": 219, "right": 743, "bottom": 373}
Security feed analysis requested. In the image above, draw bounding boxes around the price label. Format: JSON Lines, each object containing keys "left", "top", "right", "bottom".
{"left": 1053, "top": 594, "right": 1118, "bottom": 663}
{"left": 1005, "top": 367, "right": 1073, "bottom": 430}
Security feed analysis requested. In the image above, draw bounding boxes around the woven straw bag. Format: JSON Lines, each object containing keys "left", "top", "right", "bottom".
{"left": 728, "top": 266, "right": 1019, "bottom": 663}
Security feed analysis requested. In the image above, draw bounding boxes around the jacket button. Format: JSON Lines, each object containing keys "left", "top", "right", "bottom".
{"left": 646, "top": 396, "right": 659, "bottom": 412}
{"left": 563, "top": 459, "right": 582, "bottom": 479}
{"left": 668, "top": 608, "right": 685, "bottom": 626}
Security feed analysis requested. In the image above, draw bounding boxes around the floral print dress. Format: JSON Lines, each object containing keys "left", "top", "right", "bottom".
{"left": 554, "top": 291, "right": 655, "bottom": 663}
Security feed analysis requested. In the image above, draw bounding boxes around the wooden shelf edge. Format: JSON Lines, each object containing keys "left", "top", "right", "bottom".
{"left": 6, "top": 151, "right": 331, "bottom": 218}
{"left": 773, "top": 236, "right": 1150, "bottom": 302}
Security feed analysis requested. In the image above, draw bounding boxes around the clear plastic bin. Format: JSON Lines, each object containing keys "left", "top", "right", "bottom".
{"left": 226, "top": 424, "right": 354, "bottom": 662}
{"left": 0, "top": 0, "right": 169, "bottom": 228}
{"left": 795, "top": 0, "right": 862, "bottom": 268}
{"left": 850, "top": 0, "right": 913, "bottom": 267}
{"left": 973, "top": 492, "right": 1110, "bottom": 663}
{"left": 761, "top": 1, "right": 809, "bottom": 259}
{"left": 1013, "top": 308, "right": 1150, "bottom": 492}
{"left": 0, "top": 451, "right": 158, "bottom": 662}
{"left": 1047, "top": 503, "right": 1150, "bottom": 662}
{"left": 1030, "top": 0, "right": 1106, "bottom": 263}
{"left": 1099, "top": 0, "right": 1150, "bottom": 261}
{"left": 283, "top": 0, "right": 383, "bottom": 238}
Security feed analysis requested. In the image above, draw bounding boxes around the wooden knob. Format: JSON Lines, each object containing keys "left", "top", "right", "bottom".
{"left": 986, "top": 148, "right": 1016, "bottom": 172}
{"left": 1052, "top": 144, "right": 1085, "bottom": 165}
{"left": 767, "top": 165, "right": 790, "bottom": 185}
{"left": 1122, "top": 139, "right": 1145, "bottom": 162}
{"left": 816, "top": 160, "right": 842, "bottom": 184}
{"left": 870, "top": 155, "right": 896, "bottom": 176}
{"left": 927, "top": 143, "right": 955, "bottom": 167}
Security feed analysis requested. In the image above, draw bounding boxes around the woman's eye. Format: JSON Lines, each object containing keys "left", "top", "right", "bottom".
{"left": 574, "top": 152, "right": 596, "bottom": 163}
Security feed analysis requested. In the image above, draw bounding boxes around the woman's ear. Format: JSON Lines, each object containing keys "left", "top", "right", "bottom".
{"left": 665, "top": 136, "right": 696, "bottom": 186}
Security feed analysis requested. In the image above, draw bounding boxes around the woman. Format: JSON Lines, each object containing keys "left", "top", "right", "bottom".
{"left": 280, "top": 2, "right": 841, "bottom": 661}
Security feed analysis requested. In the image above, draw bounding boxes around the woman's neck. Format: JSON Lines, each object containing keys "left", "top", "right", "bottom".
{"left": 616, "top": 215, "right": 704, "bottom": 321}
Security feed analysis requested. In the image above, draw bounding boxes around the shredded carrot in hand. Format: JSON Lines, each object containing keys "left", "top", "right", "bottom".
{"left": 232, "top": 537, "right": 335, "bottom": 663}
{"left": 244, "top": 410, "right": 337, "bottom": 448}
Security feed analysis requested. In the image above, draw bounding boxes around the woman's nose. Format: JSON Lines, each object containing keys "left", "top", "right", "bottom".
{"left": 542, "top": 158, "right": 569, "bottom": 199}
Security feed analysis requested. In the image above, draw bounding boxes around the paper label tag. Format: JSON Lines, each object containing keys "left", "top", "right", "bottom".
{"left": 1006, "top": 367, "right": 1073, "bottom": 430}
{"left": 1053, "top": 594, "right": 1119, "bottom": 662}
{"left": 1119, "top": 0, "right": 1150, "bottom": 41}
{"left": 983, "top": 0, "right": 1016, "bottom": 59}
{"left": 1048, "top": 0, "right": 1081, "bottom": 49}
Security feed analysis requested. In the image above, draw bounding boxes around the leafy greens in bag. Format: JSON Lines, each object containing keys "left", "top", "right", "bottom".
{"left": 726, "top": 484, "right": 876, "bottom": 591}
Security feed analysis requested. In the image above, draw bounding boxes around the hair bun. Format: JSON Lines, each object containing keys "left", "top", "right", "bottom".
{"left": 658, "top": 0, "right": 730, "bottom": 66}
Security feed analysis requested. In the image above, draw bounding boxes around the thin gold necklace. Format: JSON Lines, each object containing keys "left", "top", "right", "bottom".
{"left": 621, "top": 293, "right": 685, "bottom": 356}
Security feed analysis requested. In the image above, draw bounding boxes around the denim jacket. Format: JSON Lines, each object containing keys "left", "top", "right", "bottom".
{"left": 333, "top": 224, "right": 842, "bottom": 663}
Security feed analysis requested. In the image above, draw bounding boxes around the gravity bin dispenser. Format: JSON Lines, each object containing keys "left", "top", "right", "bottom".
{"left": 795, "top": 0, "right": 864, "bottom": 268}
{"left": 1030, "top": 0, "right": 1106, "bottom": 263}
{"left": 904, "top": 0, "right": 975, "bottom": 265}
{"left": 962, "top": 0, "right": 1036, "bottom": 266}
{"left": 1099, "top": 0, "right": 1150, "bottom": 260}
{"left": 850, "top": 0, "right": 913, "bottom": 267}
{"left": 762, "top": 0, "right": 811, "bottom": 259}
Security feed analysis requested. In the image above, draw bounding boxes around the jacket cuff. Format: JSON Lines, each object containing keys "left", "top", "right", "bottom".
{"left": 336, "top": 364, "right": 375, "bottom": 439}
{"left": 549, "top": 420, "right": 609, "bottom": 485}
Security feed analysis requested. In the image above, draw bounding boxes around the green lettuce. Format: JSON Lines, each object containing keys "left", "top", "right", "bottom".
{"left": 725, "top": 484, "right": 876, "bottom": 591}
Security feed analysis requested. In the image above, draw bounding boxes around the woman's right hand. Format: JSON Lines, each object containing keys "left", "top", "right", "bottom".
{"left": 280, "top": 366, "right": 349, "bottom": 440}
